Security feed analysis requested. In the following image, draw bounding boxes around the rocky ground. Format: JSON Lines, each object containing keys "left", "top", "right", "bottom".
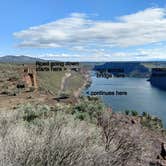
{"left": 99, "top": 113, "right": 166, "bottom": 166}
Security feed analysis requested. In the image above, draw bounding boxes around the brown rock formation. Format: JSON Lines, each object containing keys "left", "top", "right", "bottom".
{"left": 22, "top": 66, "right": 38, "bottom": 90}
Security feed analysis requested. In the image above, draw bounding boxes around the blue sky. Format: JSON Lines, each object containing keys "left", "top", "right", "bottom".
{"left": 1, "top": 0, "right": 166, "bottom": 61}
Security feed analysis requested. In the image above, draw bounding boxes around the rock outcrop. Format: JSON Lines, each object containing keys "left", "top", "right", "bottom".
{"left": 98, "top": 113, "right": 166, "bottom": 166}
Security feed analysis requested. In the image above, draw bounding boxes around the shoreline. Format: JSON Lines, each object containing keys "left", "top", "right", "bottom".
{"left": 73, "top": 70, "right": 92, "bottom": 99}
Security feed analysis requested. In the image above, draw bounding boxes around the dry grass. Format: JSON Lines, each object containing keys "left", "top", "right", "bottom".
{"left": 37, "top": 71, "right": 65, "bottom": 95}
{"left": 63, "top": 72, "right": 84, "bottom": 94}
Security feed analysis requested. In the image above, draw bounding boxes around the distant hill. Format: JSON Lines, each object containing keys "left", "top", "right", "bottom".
{"left": 0, "top": 55, "right": 46, "bottom": 64}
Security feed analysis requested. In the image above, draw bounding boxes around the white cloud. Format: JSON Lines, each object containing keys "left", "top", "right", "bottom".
{"left": 18, "top": 46, "right": 166, "bottom": 61}
{"left": 38, "top": 48, "right": 166, "bottom": 61}
{"left": 14, "top": 8, "right": 166, "bottom": 50}
{"left": 136, "top": 47, "right": 166, "bottom": 60}
{"left": 40, "top": 53, "right": 112, "bottom": 62}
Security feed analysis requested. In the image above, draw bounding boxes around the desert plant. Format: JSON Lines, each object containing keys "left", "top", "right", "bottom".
{"left": 125, "top": 110, "right": 130, "bottom": 115}
{"left": 141, "top": 115, "right": 163, "bottom": 130}
{"left": 142, "top": 112, "right": 148, "bottom": 117}
{"left": 75, "top": 112, "right": 89, "bottom": 121}
{"left": 131, "top": 110, "right": 138, "bottom": 116}
{"left": 72, "top": 97, "right": 106, "bottom": 123}
{"left": 19, "top": 103, "right": 51, "bottom": 122}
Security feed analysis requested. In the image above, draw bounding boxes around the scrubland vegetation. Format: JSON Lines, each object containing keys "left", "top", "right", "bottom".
{"left": 0, "top": 97, "right": 106, "bottom": 166}
{"left": 0, "top": 102, "right": 103, "bottom": 166}
{"left": 0, "top": 96, "right": 164, "bottom": 166}
{"left": 0, "top": 63, "right": 22, "bottom": 96}
{"left": 0, "top": 63, "right": 165, "bottom": 165}
{"left": 125, "top": 110, "right": 163, "bottom": 129}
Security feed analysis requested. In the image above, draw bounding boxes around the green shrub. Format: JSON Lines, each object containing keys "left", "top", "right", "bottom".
{"left": 142, "top": 112, "right": 148, "bottom": 117}
{"left": 20, "top": 103, "right": 51, "bottom": 122}
{"left": 131, "top": 110, "right": 138, "bottom": 116}
{"left": 75, "top": 112, "right": 89, "bottom": 121}
{"left": 124, "top": 110, "right": 138, "bottom": 116}
{"left": 125, "top": 110, "right": 130, "bottom": 115}
{"left": 72, "top": 97, "right": 106, "bottom": 123}
{"left": 141, "top": 114, "right": 163, "bottom": 129}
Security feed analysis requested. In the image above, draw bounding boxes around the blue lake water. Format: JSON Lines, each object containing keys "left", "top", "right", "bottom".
{"left": 85, "top": 75, "right": 166, "bottom": 127}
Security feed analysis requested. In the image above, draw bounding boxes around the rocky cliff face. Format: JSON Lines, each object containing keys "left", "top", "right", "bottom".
{"left": 93, "top": 62, "right": 150, "bottom": 77}
{"left": 149, "top": 68, "right": 166, "bottom": 90}
{"left": 98, "top": 113, "right": 166, "bottom": 166}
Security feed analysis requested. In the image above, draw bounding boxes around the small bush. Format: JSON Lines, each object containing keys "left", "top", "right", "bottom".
{"left": 75, "top": 112, "right": 88, "bottom": 121}
{"left": 19, "top": 103, "right": 51, "bottom": 122}
{"left": 142, "top": 112, "right": 148, "bottom": 117}
{"left": 124, "top": 110, "right": 138, "bottom": 116}
{"left": 131, "top": 110, "right": 138, "bottom": 116}
{"left": 141, "top": 114, "right": 163, "bottom": 129}
{"left": 72, "top": 97, "right": 106, "bottom": 123}
{"left": 125, "top": 110, "right": 130, "bottom": 115}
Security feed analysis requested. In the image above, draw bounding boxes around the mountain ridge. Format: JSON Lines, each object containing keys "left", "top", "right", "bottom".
{"left": 0, "top": 55, "right": 45, "bottom": 63}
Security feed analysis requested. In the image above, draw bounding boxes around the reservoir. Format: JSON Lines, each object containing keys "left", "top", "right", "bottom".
{"left": 85, "top": 75, "right": 166, "bottom": 127}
